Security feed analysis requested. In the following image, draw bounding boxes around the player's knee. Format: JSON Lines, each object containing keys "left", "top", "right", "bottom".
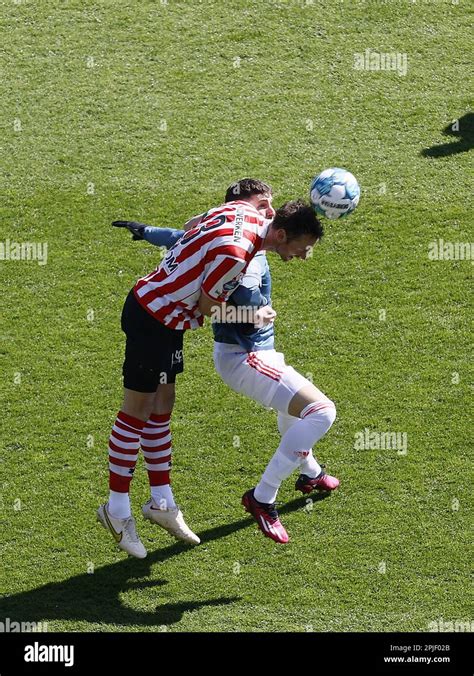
{"left": 323, "top": 402, "right": 337, "bottom": 429}
{"left": 122, "top": 389, "right": 155, "bottom": 422}
{"left": 305, "top": 401, "right": 336, "bottom": 432}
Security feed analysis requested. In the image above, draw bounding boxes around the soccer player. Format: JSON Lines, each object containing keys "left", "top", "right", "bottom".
{"left": 118, "top": 195, "right": 339, "bottom": 545}
{"left": 99, "top": 181, "right": 320, "bottom": 557}
{"left": 214, "top": 206, "right": 340, "bottom": 544}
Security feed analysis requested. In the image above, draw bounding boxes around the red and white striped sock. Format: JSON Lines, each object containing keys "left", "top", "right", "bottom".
{"left": 141, "top": 413, "right": 176, "bottom": 510}
{"left": 108, "top": 411, "right": 145, "bottom": 519}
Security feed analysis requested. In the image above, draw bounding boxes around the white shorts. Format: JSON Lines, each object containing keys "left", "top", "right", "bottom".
{"left": 213, "top": 343, "right": 317, "bottom": 414}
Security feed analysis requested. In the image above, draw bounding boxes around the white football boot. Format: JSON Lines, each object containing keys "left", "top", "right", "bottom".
{"left": 142, "top": 499, "right": 200, "bottom": 545}
{"left": 97, "top": 503, "right": 147, "bottom": 559}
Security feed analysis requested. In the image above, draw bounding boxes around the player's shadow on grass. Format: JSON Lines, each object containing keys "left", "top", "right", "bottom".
{"left": 0, "top": 560, "right": 237, "bottom": 629}
{"left": 0, "top": 494, "right": 326, "bottom": 628}
{"left": 421, "top": 112, "right": 473, "bottom": 157}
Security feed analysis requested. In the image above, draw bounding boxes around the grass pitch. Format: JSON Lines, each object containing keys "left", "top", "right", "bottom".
{"left": 0, "top": 0, "right": 472, "bottom": 632}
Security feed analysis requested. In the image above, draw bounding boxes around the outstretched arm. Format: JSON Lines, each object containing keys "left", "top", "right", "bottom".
{"left": 112, "top": 221, "right": 183, "bottom": 249}
{"left": 143, "top": 212, "right": 204, "bottom": 245}
{"left": 112, "top": 213, "right": 203, "bottom": 248}
{"left": 142, "top": 227, "right": 184, "bottom": 248}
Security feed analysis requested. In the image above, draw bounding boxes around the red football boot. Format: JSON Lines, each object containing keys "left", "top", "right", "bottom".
{"left": 295, "top": 471, "right": 340, "bottom": 494}
{"left": 241, "top": 489, "right": 289, "bottom": 544}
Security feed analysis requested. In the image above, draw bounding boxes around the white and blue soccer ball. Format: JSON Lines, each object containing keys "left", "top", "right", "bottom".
{"left": 310, "top": 168, "right": 360, "bottom": 220}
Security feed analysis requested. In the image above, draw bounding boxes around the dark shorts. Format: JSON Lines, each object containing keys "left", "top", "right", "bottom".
{"left": 121, "top": 289, "right": 184, "bottom": 393}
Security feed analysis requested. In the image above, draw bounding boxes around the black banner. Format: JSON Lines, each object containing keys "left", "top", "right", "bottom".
{"left": 0, "top": 632, "right": 470, "bottom": 674}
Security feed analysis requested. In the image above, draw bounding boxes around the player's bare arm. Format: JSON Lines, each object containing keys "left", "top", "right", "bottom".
{"left": 198, "top": 290, "right": 276, "bottom": 326}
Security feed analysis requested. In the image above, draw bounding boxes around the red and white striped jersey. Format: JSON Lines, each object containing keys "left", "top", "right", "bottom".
{"left": 134, "top": 201, "right": 269, "bottom": 330}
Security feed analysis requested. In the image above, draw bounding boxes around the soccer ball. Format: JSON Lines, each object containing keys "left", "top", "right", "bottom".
{"left": 310, "top": 168, "right": 360, "bottom": 220}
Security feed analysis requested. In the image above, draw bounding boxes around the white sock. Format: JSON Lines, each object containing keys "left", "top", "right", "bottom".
{"left": 151, "top": 485, "right": 176, "bottom": 510}
{"left": 108, "top": 491, "right": 131, "bottom": 520}
{"left": 278, "top": 412, "right": 321, "bottom": 478}
{"left": 299, "top": 451, "right": 322, "bottom": 479}
{"left": 255, "top": 402, "right": 336, "bottom": 503}
{"left": 254, "top": 454, "right": 296, "bottom": 504}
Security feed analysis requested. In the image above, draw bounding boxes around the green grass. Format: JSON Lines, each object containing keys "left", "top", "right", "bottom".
{"left": 0, "top": 0, "right": 472, "bottom": 632}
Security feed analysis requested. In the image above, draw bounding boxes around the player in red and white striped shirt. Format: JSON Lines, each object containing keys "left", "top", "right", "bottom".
{"left": 98, "top": 180, "right": 322, "bottom": 558}
{"left": 134, "top": 200, "right": 268, "bottom": 330}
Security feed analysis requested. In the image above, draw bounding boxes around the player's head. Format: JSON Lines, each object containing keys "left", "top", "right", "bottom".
{"left": 225, "top": 178, "right": 274, "bottom": 219}
{"left": 264, "top": 199, "right": 323, "bottom": 261}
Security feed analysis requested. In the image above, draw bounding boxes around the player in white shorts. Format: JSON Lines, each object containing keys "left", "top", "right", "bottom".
{"left": 119, "top": 197, "right": 340, "bottom": 545}
{"left": 213, "top": 247, "right": 340, "bottom": 544}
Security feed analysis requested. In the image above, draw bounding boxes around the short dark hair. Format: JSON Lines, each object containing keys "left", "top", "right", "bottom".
{"left": 271, "top": 199, "right": 323, "bottom": 242}
{"left": 225, "top": 178, "right": 272, "bottom": 203}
